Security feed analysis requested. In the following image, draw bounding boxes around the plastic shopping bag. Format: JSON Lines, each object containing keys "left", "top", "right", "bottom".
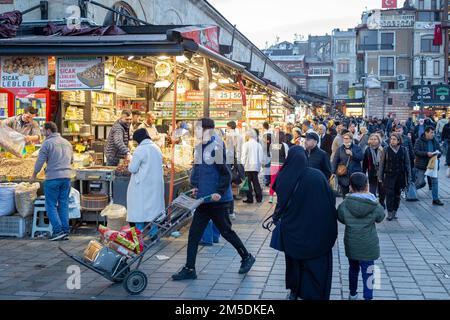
{"left": 405, "top": 183, "right": 419, "bottom": 202}
{"left": 0, "top": 126, "right": 25, "bottom": 158}
{"left": 239, "top": 177, "right": 249, "bottom": 193}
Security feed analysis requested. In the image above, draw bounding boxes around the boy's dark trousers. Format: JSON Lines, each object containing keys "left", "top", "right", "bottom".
{"left": 185, "top": 201, "right": 249, "bottom": 269}
{"left": 348, "top": 259, "right": 374, "bottom": 300}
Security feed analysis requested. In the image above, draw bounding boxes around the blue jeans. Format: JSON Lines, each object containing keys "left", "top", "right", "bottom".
{"left": 415, "top": 168, "right": 439, "bottom": 201}
{"left": 44, "top": 178, "right": 71, "bottom": 234}
{"left": 201, "top": 220, "right": 220, "bottom": 244}
{"left": 349, "top": 259, "right": 374, "bottom": 300}
{"left": 263, "top": 162, "right": 271, "bottom": 186}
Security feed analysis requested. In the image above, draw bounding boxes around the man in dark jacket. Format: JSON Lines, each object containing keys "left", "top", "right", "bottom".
{"left": 318, "top": 124, "right": 333, "bottom": 158}
{"left": 172, "top": 118, "right": 255, "bottom": 281}
{"left": 305, "top": 132, "right": 332, "bottom": 180}
{"left": 395, "top": 124, "right": 415, "bottom": 178}
{"left": 105, "top": 110, "right": 132, "bottom": 166}
{"left": 414, "top": 126, "right": 444, "bottom": 206}
{"left": 442, "top": 119, "right": 450, "bottom": 168}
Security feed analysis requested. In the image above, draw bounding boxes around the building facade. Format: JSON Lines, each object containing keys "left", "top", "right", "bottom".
{"left": 305, "top": 35, "right": 333, "bottom": 99}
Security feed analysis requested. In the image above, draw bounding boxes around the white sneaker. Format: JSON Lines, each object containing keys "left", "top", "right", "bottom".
{"left": 268, "top": 196, "right": 274, "bottom": 204}
{"left": 348, "top": 293, "right": 358, "bottom": 300}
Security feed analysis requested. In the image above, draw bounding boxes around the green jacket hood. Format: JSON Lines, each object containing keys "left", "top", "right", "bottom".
{"left": 343, "top": 195, "right": 380, "bottom": 218}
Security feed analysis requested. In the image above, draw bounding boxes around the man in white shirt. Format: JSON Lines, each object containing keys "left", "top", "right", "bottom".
{"left": 139, "top": 111, "right": 165, "bottom": 147}
{"left": 241, "top": 129, "right": 264, "bottom": 203}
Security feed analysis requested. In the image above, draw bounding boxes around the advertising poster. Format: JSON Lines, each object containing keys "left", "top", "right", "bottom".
{"left": 56, "top": 57, "right": 105, "bottom": 90}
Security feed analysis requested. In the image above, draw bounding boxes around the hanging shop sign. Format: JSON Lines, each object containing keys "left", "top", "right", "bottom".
{"left": 116, "top": 81, "right": 137, "bottom": 98}
{"left": 111, "top": 57, "right": 152, "bottom": 82}
{"left": 185, "top": 90, "right": 243, "bottom": 102}
{"left": 0, "top": 57, "right": 48, "bottom": 96}
{"left": 175, "top": 25, "right": 220, "bottom": 53}
{"left": 411, "top": 84, "right": 450, "bottom": 104}
{"left": 367, "top": 10, "right": 414, "bottom": 29}
{"left": 56, "top": 57, "right": 105, "bottom": 90}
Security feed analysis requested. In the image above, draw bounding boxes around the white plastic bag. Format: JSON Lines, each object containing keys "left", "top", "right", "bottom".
{"left": 0, "top": 183, "right": 18, "bottom": 216}
{"left": 14, "top": 182, "right": 40, "bottom": 218}
{"left": 68, "top": 188, "right": 81, "bottom": 219}
{"left": 0, "top": 126, "right": 25, "bottom": 158}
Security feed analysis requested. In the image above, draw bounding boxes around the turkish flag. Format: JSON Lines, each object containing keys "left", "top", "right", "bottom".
{"left": 382, "top": 0, "right": 397, "bottom": 8}
{"left": 434, "top": 24, "right": 443, "bottom": 46}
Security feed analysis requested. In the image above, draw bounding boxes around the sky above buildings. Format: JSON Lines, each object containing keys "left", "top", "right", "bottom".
{"left": 209, "top": 0, "right": 383, "bottom": 48}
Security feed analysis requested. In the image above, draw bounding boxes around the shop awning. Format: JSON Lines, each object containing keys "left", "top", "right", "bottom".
{"left": 0, "top": 34, "right": 187, "bottom": 56}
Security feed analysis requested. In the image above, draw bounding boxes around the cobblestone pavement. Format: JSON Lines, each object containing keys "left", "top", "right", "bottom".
{"left": 0, "top": 169, "right": 449, "bottom": 300}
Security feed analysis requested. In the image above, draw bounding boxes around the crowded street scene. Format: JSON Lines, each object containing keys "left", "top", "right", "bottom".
{"left": 1, "top": 0, "right": 450, "bottom": 306}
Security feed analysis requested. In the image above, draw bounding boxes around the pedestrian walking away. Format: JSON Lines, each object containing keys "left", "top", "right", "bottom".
{"left": 172, "top": 118, "right": 255, "bottom": 281}
{"left": 242, "top": 129, "right": 264, "bottom": 203}
{"left": 271, "top": 146, "right": 337, "bottom": 300}
{"left": 338, "top": 173, "right": 385, "bottom": 300}
{"left": 268, "top": 129, "right": 289, "bottom": 204}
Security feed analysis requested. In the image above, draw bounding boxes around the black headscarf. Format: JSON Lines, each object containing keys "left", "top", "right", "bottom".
{"left": 273, "top": 146, "right": 308, "bottom": 209}
{"left": 133, "top": 128, "right": 150, "bottom": 144}
{"left": 273, "top": 146, "right": 338, "bottom": 260}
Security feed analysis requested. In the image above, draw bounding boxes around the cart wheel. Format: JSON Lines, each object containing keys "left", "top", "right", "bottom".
{"left": 123, "top": 270, "right": 147, "bottom": 295}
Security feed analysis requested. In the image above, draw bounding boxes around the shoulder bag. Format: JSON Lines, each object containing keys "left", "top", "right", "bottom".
{"left": 336, "top": 155, "right": 351, "bottom": 177}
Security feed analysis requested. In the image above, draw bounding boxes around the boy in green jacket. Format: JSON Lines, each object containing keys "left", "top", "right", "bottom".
{"left": 338, "top": 172, "right": 385, "bottom": 300}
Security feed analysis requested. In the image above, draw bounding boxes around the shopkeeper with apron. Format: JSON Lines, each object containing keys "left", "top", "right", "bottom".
{"left": 3, "top": 106, "right": 41, "bottom": 144}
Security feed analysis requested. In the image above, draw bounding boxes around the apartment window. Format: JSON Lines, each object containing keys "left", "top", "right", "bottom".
{"left": 419, "top": 0, "right": 425, "bottom": 10}
{"left": 338, "top": 40, "right": 350, "bottom": 53}
{"left": 322, "top": 68, "right": 330, "bottom": 75}
{"left": 337, "top": 81, "right": 349, "bottom": 95}
{"left": 434, "top": 60, "right": 440, "bottom": 76}
{"left": 337, "top": 61, "right": 350, "bottom": 73}
{"left": 431, "top": 0, "right": 437, "bottom": 10}
{"left": 380, "top": 32, "right": 394, "bottom": 50}
{"left": 421, "top": 59, "right": 427, "bottom": 76}
{"left": 380, "top": 57, "right": 395, "bottom": 76}
{"left": 421, "top": 37, "right": 440, "bottom": 53}
{"left": 388, "top": 98, "right": 393, "bottom": 105}
{"left": 418, "top": 11, "right": 441, "bottom": 21}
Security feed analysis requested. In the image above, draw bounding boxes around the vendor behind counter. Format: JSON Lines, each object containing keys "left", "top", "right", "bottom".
{"left": 105, "top": 110, "right": 132, "bottom": 166}
{"left": 2, "top": 106, "right": 41, "bottom": 145}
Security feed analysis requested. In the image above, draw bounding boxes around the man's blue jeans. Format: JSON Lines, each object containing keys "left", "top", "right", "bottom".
{"left": 263, "top": 162, "right": 271, "bottom": 186}
{"left": 348, "top": 259, "right": 374, "bottom": 300}
{"left": 44, "top": 178, "right": 71, "bottom": 235}
{"left": 415, "top": 168, "right": 439, "bottom": 201}
{"left": 201, "top": 220, "right": 220, "bottom": 244}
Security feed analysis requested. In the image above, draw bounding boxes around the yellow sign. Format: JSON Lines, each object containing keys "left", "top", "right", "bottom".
{"left": 25, "top": 145, "right": 35, "bottom": 154}
{"left": 113, "top": 57, "right": 148, "bottom": 79}
{"left": 75, "top": 144, "right": 86, "bottom": 153}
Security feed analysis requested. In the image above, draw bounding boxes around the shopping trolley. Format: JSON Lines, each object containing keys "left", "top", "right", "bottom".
{"left": 59, "top": 190, "right": 211, "bottom": 295}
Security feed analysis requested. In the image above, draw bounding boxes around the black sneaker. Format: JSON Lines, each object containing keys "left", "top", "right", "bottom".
{"left": 61, "top": 233, "right": 70, "bottom": 241}
{"left": 433, "top": 199, "right": 444, "bottom": 206}
{"left": 243, "top": 199, "right": 254, "bottom": 204}
{"left": 288, "top": 290, "right": 298, "bottom": 300}
{"left": 49, "top": 231, "right": 66, "bottom": 241}
{"left": 172, "top": 267, "right": 197, "bottom": 281}
{"left": 239, "top": 254, "right": 255, "bottom": 274}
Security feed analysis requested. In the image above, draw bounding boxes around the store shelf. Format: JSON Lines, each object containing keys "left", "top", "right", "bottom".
{"left": 92, "top": 104, "right": 114, "bottom": 109}
{"left": 63, "top": 119, "right": 84, "bottom": 122}
{"left": 92, "top": 121, "right": 115, "bottom": 125}
{"left": 64, "top": 101, "right": 86, "bottom": 106}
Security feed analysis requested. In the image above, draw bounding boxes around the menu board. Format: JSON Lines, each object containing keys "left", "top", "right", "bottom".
{"left": 0, "top": 57, "right": 48, "bottom": 96}
{"left": 56, "top": 57, "right": 105, "bottom": 90}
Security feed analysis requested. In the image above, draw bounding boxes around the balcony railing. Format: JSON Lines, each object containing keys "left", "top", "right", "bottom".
{"left": 357, "top": 44, "right": 395, "bottom": 51}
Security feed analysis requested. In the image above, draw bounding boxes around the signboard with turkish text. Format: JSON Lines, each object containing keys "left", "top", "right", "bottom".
{"left": 0, "top": 57, "right": 48, "bottom": 97}
{"left": 185, "top": 90, "right": 243, "bottom": 102}
{"left": 411, "top": 84, "right": 450, "bottom": 103}
{"left": 56, "top": 57, "right": 104, "bottom": 91}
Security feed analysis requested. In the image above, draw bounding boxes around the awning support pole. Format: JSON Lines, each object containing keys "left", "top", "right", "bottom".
{"left": 203, "top": 58, "right": 211, "bottom": 118}
{"left": 168, "top": 58, "right": 178, "bottom": 213}
{"left": 21, "top": 1, "right": 48, "bottom": 20}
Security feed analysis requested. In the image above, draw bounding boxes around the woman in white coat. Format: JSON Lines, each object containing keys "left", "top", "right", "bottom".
{"left": 127, "top": 128, "right": 165, "bottom": 232}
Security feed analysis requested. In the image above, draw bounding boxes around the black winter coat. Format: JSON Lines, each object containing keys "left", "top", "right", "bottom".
{"left": 307, "top": 146, "right": 332, "bottom": 180}
{"left": 363, "top": 147, "right": 383, "bottom": 183}
{"left": 320, "top": 134, "right": 333, "bottom": 158}
{"left": 414, "top": 135, "right": 442, "bottom": 170}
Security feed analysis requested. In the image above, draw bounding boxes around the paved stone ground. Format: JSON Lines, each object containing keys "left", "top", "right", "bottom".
{"left": 0, "top": 169, "right": 450, "bottom": 300}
